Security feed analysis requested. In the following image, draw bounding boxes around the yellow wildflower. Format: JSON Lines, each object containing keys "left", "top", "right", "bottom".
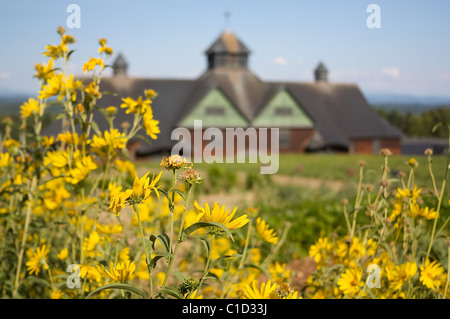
{"left": 120, "top": 96, "right": 151, "bottom": 114}
{"left": 255, "top": 217, "right": 278, "bottom": 245}
{"left": 337, "top": 267, "right": 364, "bottom": 295}
{"left": 82, "top": 57, "right": 104, "bottom": 73}
{"left": 420, "top": 259, "right": 444, "bottom": 290}
{"left": 194, "top": 200, "right": 249, "bottom": 231}
{"left": 50, "top": 289, "right": 64, "bottom": 299}
{"left": 41, "top": 135, "right": 55, "bottom": 147}
{"left": 97, "top": 261, "right": 136, "bottom": 283}
{"left": 57, "top": 248, "right": 68, "bottom": 260}
{"left": 0, "top": 153, "right": 12, "bottom": 168}
{"left": 396, "top": 186, "right": 422, "bottom": 203}
{"left": 34, "top": 58, "right": 55, "bottom": 80}
{"left": 85, "top": 81, "right": 102, "bottom": 99}
{"left": 308, "top": 237, "right": 331, "bottom": 265}
{"left": 26, "top": 245, "right": 50, "bottom": 276}
{"left": 38, "top": 73, "right": 63, "bottom": 100}
{"left": 20, "top": 98, "right": 40, "bottom": 118}
{"left": 242, "top": 280, "right": 277, "bottom": 299}
{"left": 143, "top": 110, "right": 160, "bottom": 139}
{"left": 90, "top": 129, "right": 127, "bottom": 155}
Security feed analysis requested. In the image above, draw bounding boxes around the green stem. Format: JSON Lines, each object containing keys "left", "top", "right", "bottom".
{"left": 222, "top": 219, "right": 252, "bottom": 299}
{"left": 427, "top": 125, "right": 450, "bottom": 259}
{"left": 198, "top": 235, "right": 214, "bottom": 292}
{"left": 261, "top": 222, "right": 291, "bottom": 268}
{"left": 161, "top": 185, "right": 193, "bottom": 290}
{"left": 13, "top": 175, "right": 37, "bottom": 297}
{"left": 134, "top": 204, "right": 153, "bottom": 298}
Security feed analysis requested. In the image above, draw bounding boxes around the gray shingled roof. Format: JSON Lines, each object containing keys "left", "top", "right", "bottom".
{"left": 205, "top": 30, "right": 251, "bottom": 55}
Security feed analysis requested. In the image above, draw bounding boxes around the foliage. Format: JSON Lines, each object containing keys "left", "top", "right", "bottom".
{"left": 376, "top": 106, "right": 450, "bottom": 138}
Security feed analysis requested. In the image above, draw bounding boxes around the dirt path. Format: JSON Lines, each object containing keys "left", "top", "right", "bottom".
{"left": 271, "top": 174, "right": 345, "bottom": 193}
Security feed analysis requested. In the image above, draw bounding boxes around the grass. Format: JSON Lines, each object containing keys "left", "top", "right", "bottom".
{"left": 138, "top": 153, "right": 449, "bottom": 190}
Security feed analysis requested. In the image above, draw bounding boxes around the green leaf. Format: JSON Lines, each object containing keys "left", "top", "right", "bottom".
{"left": 149, "top": 253, "right": 172, "bottom": 270}
{"left": 432, "top": 122, "right": 450, "bottom": 134}
{"left": 209, "top": 254, "right": 240, "bottom": 271}
{"left": 150, "top": 233, "right": 171, "bottom": 253}
{"left": 85, "top": 283, "right": 147, "bottom": 299}
{"left": 192, "top": 236, "right": 210, "bottom": 256}
{"left": 183, "top": 222, "right": 234, "bottom": 241}
{"left": 155, "top": 287, "right": 183, "bottom": 299}
{"left": 90, "top": 121, "right": 101, "bottom": 135}
{"left": 143, "top": 238, "right": 152, "bottom": 260}
{"left": 168, "top": 188, "right": 186, "bottom": 201}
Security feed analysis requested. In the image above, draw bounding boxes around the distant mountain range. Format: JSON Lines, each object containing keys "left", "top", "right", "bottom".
{"left": 364, "top": 92, "right": 450, "bottom": 105}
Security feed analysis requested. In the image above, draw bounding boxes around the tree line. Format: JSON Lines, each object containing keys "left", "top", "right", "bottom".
{"left": 374, "top": 106, "right": 450, "bottom": 138}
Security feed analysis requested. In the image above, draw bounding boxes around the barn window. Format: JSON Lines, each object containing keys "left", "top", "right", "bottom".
{"left": 205, "top": 107, "right": 225, "bottom": 116}
{"left": 279, "top": 129, "right": 291, "bottom": 148}
{"left": 274, "top": 107, "right": 292, "bottom": 116}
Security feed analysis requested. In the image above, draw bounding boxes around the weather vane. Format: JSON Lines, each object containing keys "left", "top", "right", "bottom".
{"left": 224, "top": 11, "right": 231, "bottom": 30}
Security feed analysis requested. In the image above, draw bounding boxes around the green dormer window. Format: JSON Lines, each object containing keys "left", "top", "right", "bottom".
{"left": 205, "top": 107, "right": 225, "bottom": 116}
{"left": 274, "top": 107, "right": 292, "bottom": 116}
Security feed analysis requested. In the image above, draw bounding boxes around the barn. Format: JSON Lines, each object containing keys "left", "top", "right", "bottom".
{"left": 44, "top": 30, "right": 403, "bottom": 158}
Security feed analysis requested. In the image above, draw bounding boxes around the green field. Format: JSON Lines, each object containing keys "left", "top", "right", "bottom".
{"left": 137, "top": 153, "right": 450, "bottom": 258}
{"left": 139, "top": 153, "right": 449, "bottom": 190}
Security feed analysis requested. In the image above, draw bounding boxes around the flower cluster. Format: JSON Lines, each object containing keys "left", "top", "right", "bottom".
{"left": 304, "top": 153, "right": 449, "bottom": 299}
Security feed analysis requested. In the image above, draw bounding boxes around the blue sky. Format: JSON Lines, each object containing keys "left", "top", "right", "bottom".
{"left": 1, "top": 0, "right": 450, "bottom": 99}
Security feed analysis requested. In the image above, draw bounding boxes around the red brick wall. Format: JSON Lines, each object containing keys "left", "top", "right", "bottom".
{"left": 187, "top": 128, "right": 315, "bottom": 158}
{"left": 281, "top": 128, "right": 315, "bottom": 153}
{"left": 352, "top": 138, "right": 401, "bottom": 154}
{"left": 353, "top": 139, "right": 373, "bottom": 154}
{"left": 381, "top": 138, "right": 401, "bottom": 155}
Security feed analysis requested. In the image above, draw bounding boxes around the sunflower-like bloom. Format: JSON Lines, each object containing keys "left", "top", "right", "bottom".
{"left": 50, "top": 289, "right": 64, "bottom": 299}
{"left": 194, "top": 201, "right": 249, "bottom": 234}
{"left": 255, "top": 217, "right": 278, "bottom": 245}
{"left": 396, "top": 185, "right": 422, "bottom": 203}
{"left": 108, "top": 171, "right": 162, "bottom": 216}
{"left": 120, "top": 96, "right": 152, "bottom": 115}
{"left": 386, "top": 261, "right": 417, "bottom": 290}
{"left": 82, "top": 57, "right": 105, "bottom": 74}
{"left": 308, "top": 237, "right": 331, "bottom": 266}
{"left": 38, "top": 73, "right": 63, "bottom": 100}
{"left": 90, "top": 129, "right": 127, "bottom": 155}
{"left": 337, "top": 267, "right": 364, "bottom": 295}
{"left": 34, "top": 58, "right": 55, "bottom": 80}
{"left": 43, "top": 43, "right": 68, "bottom": 59}
{"left": 143, "top": 110, "right": 160, "bottom": 140}
{"left": 97, "top": 261, "right": 136, "bottom": 283}
{"left": 85, "top": 81, "right": 102, "bottom": 99}
{"left": 57, "top": 248, "right": 68, "bottom": 260}
{"left": 0, "top": 153, "right": 12, "bottom": 169}
{"left": 242, "top": 280, "right": 277, "bottom": 299}
{"left": 98, "top": 38, "right": 113, "bottom": 56}
{"left": 62, "top": 74, "right": 83, "bottom": 101}
{"left": 67, "top": 155, "right": 98, "bottom": 184}
{"left": 26, "top": 245, "right": 50, "bottom": 276}
{"left": 420, "top": 259, "right": 445, "bottom": 290}
{"left": 20, "top": 98, "right": 41, "bottom": 118}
